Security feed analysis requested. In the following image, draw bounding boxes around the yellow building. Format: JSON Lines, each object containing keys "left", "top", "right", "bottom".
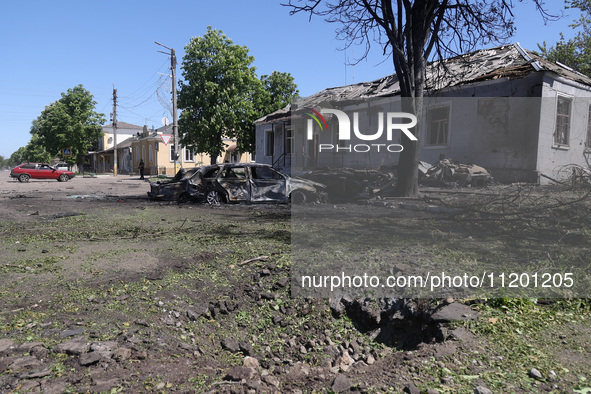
{"left": 89, "top": 122, "right": 251, "bottom": 176}
{"left": 130, "top": 124, "right": 251, "bottom": 177}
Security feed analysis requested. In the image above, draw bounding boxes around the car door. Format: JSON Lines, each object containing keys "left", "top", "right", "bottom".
{"left": 36, "top": 164, "right": 57, "bottom": 179}
{"left": 249, "top": 166, "right": 288, "bottom": 203}
{"left": 217, "top": 166, "right": 250, "bottom": 202}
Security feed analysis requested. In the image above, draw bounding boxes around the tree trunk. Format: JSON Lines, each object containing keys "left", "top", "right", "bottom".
{"left": 392, "top": 97, "right": 421, "bottom": 197}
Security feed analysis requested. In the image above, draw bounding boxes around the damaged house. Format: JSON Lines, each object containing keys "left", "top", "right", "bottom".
{"left": 255, "top": 43, "right": 591, "bottom": 184}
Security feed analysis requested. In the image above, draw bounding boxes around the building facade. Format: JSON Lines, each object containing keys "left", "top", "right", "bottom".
{"left": 255, "top": 44, "right": 591, "bottom": 184}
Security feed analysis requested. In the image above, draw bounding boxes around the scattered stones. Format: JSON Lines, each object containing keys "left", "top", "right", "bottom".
{"left": 474, "top": 385, "right": 493, "bottom": 394}
{"left": 275, "top": 277, "right": 290, "bottom": 289}
{"left": 6, "top": 356, "right": 42, "bottom": 371}
{"left": 366, "top": 354, "right": 376, "bottom": 365}
{"left": 431, "top": 303, "right": 479, "bottom": 323}
{"left": 112, "top": 347, "right": 132, "bottom": 363}
{"left": 134, "top": 349, "right": 148, "bottom": 360}
{"left": 0, "top": 339, "right": 15, "bottom": 355}
{"left": 54, "top": 338, "right": 89, "bottom": 355}
{"left": 18, "top": 342, "right": 44, "bottom": 353}
{"left": 186, "top": 305, "right": 210, "bottom": 321}
{"left": 60, "top": 328, "right": 85, "bottom": 338}
{"left": 262, "top": 374, "right": 280, "bottom": 388}
{"left": 60, "top": 328, "right": 84, "bottom": 338}
{"left": 529, "top": 367, "right": 543, "bottom": 380}
{"left": 19, "top": 368, "right": 51, "bottom": 379}
{"left": 331, "top": 374, "right": 352, "bottom": 392}
{"left": 41, "top": 381, "right": 67, "bottom": 394}
{"left": 90, "top": 341, "right": 118, "bottom": 359}
{"left": 243, "top": 356, "right": 260, "bottom": 371}
{"left": 91, "top": 377, "right": 120, "bottom": 392}
{"left": 337, "top": 350, "right": 354, "bottom": 372}
{"left": 79, "top": 351, "right": 102, "bottom": 366}
{"left": 226, "top": 366, "right": 255, "bottom": 381}
{"left": 220, "top": 338, "right": 240, "bottom": 353}
{"left": 30, "top": 346, "right": 49, "bottom": 360}
{"left": 404, "top": 382, "right": 421, "bottom": 394}
{"left": 239, "top": 340, "right": 253, "bottom": 356}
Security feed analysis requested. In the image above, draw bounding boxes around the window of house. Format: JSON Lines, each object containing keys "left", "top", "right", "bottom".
{"left": 554, "top": 96, "right": 571, "bottom": 147}
{"left": 286, "top": 128, "right": 294, "bottom": 154}
{"left": 149, "top": 145, "right": 154, "bottom": 163}
{"left": 265, "top": 130, "right": 274, "bottom": 156}
{"left": 170, "top": 144, "right": 177, "bottom": 161}
{"left": 425, "top": 105, "right": 450, "bottom": 146}
{"left": 185, "top": 148, "right": 194, "bottom": 162}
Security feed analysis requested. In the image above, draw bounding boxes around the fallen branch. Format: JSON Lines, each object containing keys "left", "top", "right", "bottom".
{"left": 238, "top": 256, "right": 269, "bottom": 266}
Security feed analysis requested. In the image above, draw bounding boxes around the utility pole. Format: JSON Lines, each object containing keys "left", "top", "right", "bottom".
{"left": 155, "top": 41, "right": 180, "bottom": 172}
{"left": 112, "top": 87, "right": 118, "bottom": 176}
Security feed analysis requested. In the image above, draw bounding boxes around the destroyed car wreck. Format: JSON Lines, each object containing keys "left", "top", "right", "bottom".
{"left": 301, "top": 160, "right": 492, "bottom": 202}
{"left": 420, "top": 159, "right": 492, "bottom": 188}
{"left": 148, "top": 163, "right": 326, "bottom": 205}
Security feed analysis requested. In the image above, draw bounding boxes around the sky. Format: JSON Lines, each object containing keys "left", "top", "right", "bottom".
{"left": 0, "top": 0, "right": 579, "bottom": 159}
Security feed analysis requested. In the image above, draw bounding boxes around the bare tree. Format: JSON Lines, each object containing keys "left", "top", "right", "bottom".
{"left": 284, "top": 0, "right": 552, "bottom": 196}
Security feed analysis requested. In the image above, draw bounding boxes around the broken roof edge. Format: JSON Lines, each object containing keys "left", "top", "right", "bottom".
{"left": 257, "top": 43, "right": 591, "bottom": 123}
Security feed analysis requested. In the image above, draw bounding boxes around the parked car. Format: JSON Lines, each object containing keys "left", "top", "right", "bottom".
{"left": 54, "top": 163, "right": 69, "bottom": 171}
{"left": 10, "top": 163, "right": 75, "bottom": 182}
{"left": 148, "top": 163, "right": 326, "bottom": 205}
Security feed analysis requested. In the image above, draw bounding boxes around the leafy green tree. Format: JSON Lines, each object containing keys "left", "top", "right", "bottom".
{"left": 8, "top": 147, "right": 26, "bottom": 167}
{"left": 240, "top": 71, "right": 301, "bottom": 153}
{"left": 179, "top": 27, "right": 261, "bottom": 163}
{"left": 537, "top": 0, "right": 591, "bottom": 76}
{"left": 259, "top": 71, "right": 300, "bottom": 114}
{"left": 33, "top": 85, "right": 105, "bottom": 171}
{"left": 6, "top": 135, "right": 52, "bottom": 167}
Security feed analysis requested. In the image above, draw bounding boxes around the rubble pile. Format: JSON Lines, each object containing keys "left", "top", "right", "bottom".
{"left": 304, "top": 168, "right": 394, "bottom": 202}
{"left": 421, "top": 159, "right": 492, "bottom": 187}
{"left": 302, "top": 160, "right": 492, "bottom": 202}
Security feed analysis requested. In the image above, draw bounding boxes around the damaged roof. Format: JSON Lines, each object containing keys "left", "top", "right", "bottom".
{"left": 256, "top": 43, "right": 591, "bottom": 124}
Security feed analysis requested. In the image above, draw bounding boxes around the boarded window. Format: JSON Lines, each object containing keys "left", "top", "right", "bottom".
{"left": 554, "top": 97, "right": 571, "bottom": 146}
{"left": 426, "top": 106, "right": 449, "bottom": 146}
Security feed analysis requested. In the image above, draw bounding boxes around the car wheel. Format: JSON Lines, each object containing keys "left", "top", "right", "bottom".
{"left": 58, "top": 174, "right": 69, "bottom": 182}
{"left": 206, "top": 190, "right": 224, "bottom": 206}
{"left": 290, "top": 190, "right": 307, "bottom": 204}
{"left": 177, "top": 192, "right": 190, "bottom": 203}
{"left": 18, "top": 174, "right": 30, "bottom": 183}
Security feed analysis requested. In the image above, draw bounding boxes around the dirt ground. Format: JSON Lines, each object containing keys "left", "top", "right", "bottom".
{"left": 0, "top": 174, "right": 590, "bottom": 393}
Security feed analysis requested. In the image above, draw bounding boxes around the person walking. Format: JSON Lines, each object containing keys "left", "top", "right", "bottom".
{"left": 139, "top": 159, "right": 145, "bottom": 180}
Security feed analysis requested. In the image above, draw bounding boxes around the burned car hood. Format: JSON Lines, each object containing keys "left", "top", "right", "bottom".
{"left": 289, "top": 176, "right": 326, "bottom": 192}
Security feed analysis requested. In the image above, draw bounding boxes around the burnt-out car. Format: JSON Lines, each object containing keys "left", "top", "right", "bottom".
{"left": 199, "top": 163, "right": 326, "bottom": 205}
{"left": 147, "top": 167, "right": 201, "bottom": 202}
{"left": 148, "top": 163, "right": 326, "bottom": 205}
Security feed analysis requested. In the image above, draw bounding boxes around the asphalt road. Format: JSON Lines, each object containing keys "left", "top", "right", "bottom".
{"left": 1, "top": 173, "right": 151, "bottom": 198}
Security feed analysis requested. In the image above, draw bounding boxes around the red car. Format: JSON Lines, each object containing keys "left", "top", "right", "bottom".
{"left": 10, "top": 163, "right": 75, "bottom": 183}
